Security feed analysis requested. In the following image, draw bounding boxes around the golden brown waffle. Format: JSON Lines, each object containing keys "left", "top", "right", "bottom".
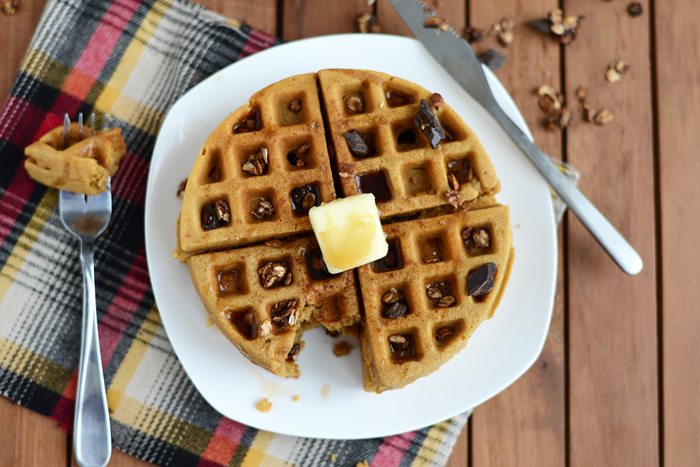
{"left": 24, "top": 123, "right": 125, "bottom": 195}
{"left": 177, "top": 73, "right": 336, "bottom": 260}
{"left": 317, "top": 69, "right": 500, "bottom": 219}
{"left": 177, "top": 69, "right": 513, "bottom": 392}
{"left": 357, "top": 207, "right": 514, "bottom": 392}
{"left": 187, "top": 236, "right": 361, "bottom": 378}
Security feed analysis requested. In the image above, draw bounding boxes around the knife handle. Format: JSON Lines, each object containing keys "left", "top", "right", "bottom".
{"left": 488, "top": 104, "right": 643, "bottom": 275}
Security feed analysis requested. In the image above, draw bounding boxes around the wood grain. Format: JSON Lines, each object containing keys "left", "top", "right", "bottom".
{"left": 282, "top": 0, "right": 368, "bottom": 40}
{"left": 467, "top": 1, "right": 566, "bottom": 466}
{"left": 0, "top": 0, "right": 47, "bottom": 104}
{"left": 377, "top": 0, "right": 466, "bottom": 37}
{"left": 563, "top": 0, "right": 659, "bottom": 465}
{"left": 654, "top": 0, "right": 700, "bottom": 465}
{"left": 197, "top": 0, "right": 277, "bottom": 35}
{"left": 0, "top": 396, "right": 68, "bottom": 467}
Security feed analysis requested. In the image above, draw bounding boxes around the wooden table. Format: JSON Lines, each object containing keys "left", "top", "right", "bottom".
{"left": 1, "top": 0, "right": 698, "bottom": 465}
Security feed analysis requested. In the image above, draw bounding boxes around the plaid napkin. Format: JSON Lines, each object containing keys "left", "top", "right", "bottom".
{"left": 0, "top": 0, "right": 468, "bottom": 466}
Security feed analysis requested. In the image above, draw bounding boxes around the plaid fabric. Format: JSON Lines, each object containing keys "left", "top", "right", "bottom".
{"left": 0, "top": 0, "right": 469, "bottom": 465}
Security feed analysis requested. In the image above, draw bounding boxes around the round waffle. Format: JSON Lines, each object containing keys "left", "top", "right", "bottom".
{"left": 177, "top": 70, "right": 514, "bottom": 392}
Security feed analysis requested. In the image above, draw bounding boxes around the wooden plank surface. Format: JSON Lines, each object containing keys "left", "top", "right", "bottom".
{"left": 654, "top": 0, "right": 700, "bottom": 465}
{"left": 563, "top": 0, "right": 659, "bottom": 465}
{"left": 2, "top": 0, "right": 693, "bottom": 466}
{"left": 465, "top": 1, "right": 566, "bottom": 466}
{"left": 0, "top": 396, "right": 68, "bottom": 467}
{"left": 282, "top": 0, "right": 368, "bottom": 40}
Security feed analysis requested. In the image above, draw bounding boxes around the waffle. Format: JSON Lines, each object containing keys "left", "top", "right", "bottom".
{"left": 357, "top": 206, "right": 514, "bottom": 392}
{"left": 187, "top": 236, "right": 361, "bottom": 378}
{"left": 24, "top": 123, "right": 125, "bottom": 195}
{"left": 178, "top": 69, "right": 514, "bottom": 392}
{"left": 176, "top": 73, "right": 336, "bottom": 260}
{"left": 317, "top": 69, "right": 501, "bottom": 219}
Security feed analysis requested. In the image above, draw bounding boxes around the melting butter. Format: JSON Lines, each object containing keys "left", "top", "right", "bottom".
{"left": 308, "top": 194, "right": 388, "bottom": 273}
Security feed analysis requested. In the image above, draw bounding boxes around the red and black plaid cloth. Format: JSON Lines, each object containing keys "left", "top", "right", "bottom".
{"left": 0, "top": 0, "right": 468, "bottom": 465}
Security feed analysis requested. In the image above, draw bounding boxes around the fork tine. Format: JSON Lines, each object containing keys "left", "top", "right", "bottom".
{"left": 78, "top": 113, "right": 84, "bottom": 141}
{"left": 103, "top": 114, "right": 110, "bottom": 131}
{"left": 62, "top": 114, "right": 71, "bottom": 150}
{"left": 90, "top": 113, "right": 95, "bottom": 136}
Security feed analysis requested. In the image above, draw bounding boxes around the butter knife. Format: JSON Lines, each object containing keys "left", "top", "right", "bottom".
{"left": 388, "top": 0, "right": 643, "bottom": 275}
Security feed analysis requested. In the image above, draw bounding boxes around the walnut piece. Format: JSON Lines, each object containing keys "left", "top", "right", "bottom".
{"left": 258, "top": 261, "right": 290, "bottom": 288}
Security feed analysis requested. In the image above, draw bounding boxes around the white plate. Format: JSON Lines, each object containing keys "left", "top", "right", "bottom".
{"left": 145, "top": 34, "right": 557, "bottom": 439}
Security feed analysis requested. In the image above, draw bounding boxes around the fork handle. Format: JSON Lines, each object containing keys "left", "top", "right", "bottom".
{"left": 74, "top": 241, "right": 112, "bottom": 467}
{"left": 488, "top": 104, "right": 644, "bottom": 275}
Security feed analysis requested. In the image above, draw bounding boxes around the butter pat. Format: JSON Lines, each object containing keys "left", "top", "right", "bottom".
{"left": 308, "top": 194, "right": 388, "bottom": 273}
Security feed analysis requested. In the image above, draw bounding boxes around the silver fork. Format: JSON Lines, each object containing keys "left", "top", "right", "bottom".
{"left": 59, "top": 113, "right": 112, "bottom": 467}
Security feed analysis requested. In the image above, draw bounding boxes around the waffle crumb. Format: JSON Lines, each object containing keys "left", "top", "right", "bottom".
{"left": 333, "top": 341, "right": 354, "bottom": 357}
{"left": 292, "top": 395, "right": 300, "bottom": 402}
{"left": 330, "top": 454, "right": 337, "bottom": 461}
{"left": 356, "top": 461, "right": 369, "bottom": 467}
{"left": 255, "top": 398, "right": 272, "bottom": 412}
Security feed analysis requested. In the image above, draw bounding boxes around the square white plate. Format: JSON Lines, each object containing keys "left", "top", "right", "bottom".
{"left": 144, "top": 34, "right": 557, "bottom": 439}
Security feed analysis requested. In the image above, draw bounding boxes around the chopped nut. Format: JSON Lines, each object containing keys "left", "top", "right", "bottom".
{"left": 627, "top": 2, "right": 643, "bottom": 17}
{"left": 2, "top": 0, "right": 18, "bottom": 15}
{"left": 287, "top": 142, "right": 310, "bottom": 167}
{"left": 286, "top": 343, "right": 301, "bottom": 361}
{"left": 302, "top": 191, "right": 316, "bottom": 210}
{"left": 548, "top": 108, "right": 573, "bottom": 130}
{"left": 479, "top": 49, "right": 507, "bottom": 71}
{"left": 242, "top": 148, "right": 268, "bottom": 176}
{"left": 357, "top": 13, "right": 379, "bottom": 33}
{"left": 472, "top": 228, "right": 491, "bottom": 248}
{"left": 446, "top": 189, "right": 460, "bottom": 209}
{"left": 265, "top": 239, "right": 283, "bottom": 248}
{"left": 251, "top": 196, "right": 275, "bottom": 220}
{"left": 447, "top": 171, "right": 460, "bottom": 191}
{"left": 388, "top": 334, "right": 408, "bottom": 346}
{"left": 584, "top": 104, "right": 596, "bottom": 123}
{"left": 259, "top": 319, "right": 272, "bottom": 337}
{"left": 437, "top": 295, "right": 456, "bottom": 307}
{"left": 176, "top": 178, "right": 187, "bottom": 198}
{"left": 289, "top": 99, "right": 302, "bottom": 113}
{"left": 270, "top": 299, "right": 297, "bottom": 329}
{"left": 258, "top": 261, "right": 290, "bottom": 288}
{"left": 426, "top": 284, "right": 444, "bottom": 299}
{"left": 530, "top": 9, "right": 583, "bottom": 45}
{"left": 384, "top": 301, "right": 408, "bottom": 319}
{"left": 537, "top": 84, "right": 564, "bottom": 113}
{"left": 435, "top": 326, "right": 454, "bottom": 342}
{"left": 430, "top": 93, "right": 444, "bottom": 110}
{"left": 575, "top": 86, "right": 588, "bottom": 103}
{"left": 493, "top": 18, "right": 514, "bottom": 47}
{"left": 462, "top": 227, "right": 474, "bottom": 241}
{"left": 344, "top": 95, "right": 364, "bottom": 114}
{"left": 339, "top": 172, "right": 349, "bottom": 178}
{"left": 382, "top": 287, "right": 404, "bottom": 304}
{"left": 214, "top": 199, "right": 230, "bottom": 222}
{"left": 423, "top": 253, "right": 441, "bottom": 263}
{"left": 463, "top": 26, "right": 484, "bottom": 43}
{"left": 593, "top": 109, "right": 614, "bottom": 125}
{"left": 615, "top": 60, "right": 630, "bottom": 74}
{"left": 424, "top": 16, "right": 446, "bottom": 29}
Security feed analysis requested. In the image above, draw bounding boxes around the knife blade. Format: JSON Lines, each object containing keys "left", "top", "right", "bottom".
{"left": 388, "top": 0, "right": 643, "bottom": 275}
